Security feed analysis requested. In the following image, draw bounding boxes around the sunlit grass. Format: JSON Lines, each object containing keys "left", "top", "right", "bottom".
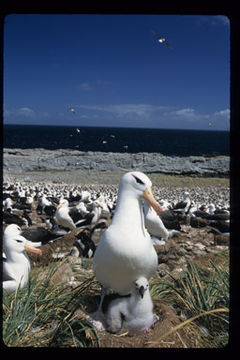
{"left": 2, "top": 252, "right": 229, "bottom": 348}
{"left": 150, "top": 256, "right": 229, "bottom": 348}
{"left": 2, "top": 260, "right": 99, "bottom": 347}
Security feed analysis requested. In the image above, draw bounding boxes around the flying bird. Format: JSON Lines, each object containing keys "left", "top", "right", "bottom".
{"left": 68, "top": 108, "right": 76, "bottom": 114}
{"left": 151, "top": 30, "right": 173, "bottom": 50}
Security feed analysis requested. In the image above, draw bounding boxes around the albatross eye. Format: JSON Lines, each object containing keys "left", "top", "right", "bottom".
{"left": 132, "top": 175, "right": 145, "bottom": 185}
{"left": 16, "top": 239, "right": 23, "bottom": 243}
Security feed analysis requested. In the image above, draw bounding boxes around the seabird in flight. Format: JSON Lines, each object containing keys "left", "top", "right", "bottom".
{"left": 152, "top": 30, "right": 173, "bottom": 50}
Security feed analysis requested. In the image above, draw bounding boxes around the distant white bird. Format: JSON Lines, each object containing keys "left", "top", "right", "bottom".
{"left": 143, "top": 201, "right": 169, "bottom": 241}
{"left": 54, "top": 199, "right": 76, "bottom": 231}
{"left": 68, "top": 108, "right": 76, "bottom": 114}
{"left": 207, "top": 203, "right": 216, "bottom": 215}
{"left": 106, "top": 277, "right": 158, "bottom": 335}
{"left": 3, "top": 224, "right": 42, "bottom": 291}
{"left": 75, "top": 201, "right": 102, "bottom": 228}
{"left": 159, "top": 199, "right": 172, "bottom": 211}
{"left": 76, "top": 201, "right": 89, "bottom": 216}
{"left": 80, "top": 190, "right": 91, "bottom": 203}
{"left": 152, "top": 30, "right": 173, "bottom": 50}
{"left": 173, "top": 191, "right": 192, "bottom": 213}
{"left": 3, "top": 197, "right": 13, "bottom": 211}
{"left": 38, "top": 195, "right": 52, "bottom": 215}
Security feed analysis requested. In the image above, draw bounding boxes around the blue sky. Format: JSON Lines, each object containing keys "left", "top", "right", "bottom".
{"left": 4, "top": 14, "right": 230, "bottom": 130}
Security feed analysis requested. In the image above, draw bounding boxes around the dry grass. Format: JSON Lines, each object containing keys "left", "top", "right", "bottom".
{"left": 150, "top": 253, "right": 229, "bottom": 348}
{"left": 5, "top": 170, "right": 229, "bottom": 187}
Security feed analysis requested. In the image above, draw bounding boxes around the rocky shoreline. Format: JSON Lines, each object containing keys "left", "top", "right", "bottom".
{"left": 3, "top": 148, "right": 229, "bottom": 177}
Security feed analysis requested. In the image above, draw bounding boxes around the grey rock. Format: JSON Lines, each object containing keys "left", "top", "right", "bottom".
{"left": 3, "top": 148, "right": 229, "bottom": 177}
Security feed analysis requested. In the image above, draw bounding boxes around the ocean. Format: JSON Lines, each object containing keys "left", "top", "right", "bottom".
{"left": 3, "top": 124, "right": 229, "bottom": 157}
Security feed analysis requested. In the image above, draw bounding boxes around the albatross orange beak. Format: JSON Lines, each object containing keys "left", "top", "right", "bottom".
{"left": 142, "top": 187, "right": 162, "bottom": 214}
{"left": 24, "top": 243, "right": 42, "bottom": 256}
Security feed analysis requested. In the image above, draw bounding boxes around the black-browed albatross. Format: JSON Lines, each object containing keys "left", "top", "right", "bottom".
{"left": 88, "top": 171, "right": 162, "bottom": 330}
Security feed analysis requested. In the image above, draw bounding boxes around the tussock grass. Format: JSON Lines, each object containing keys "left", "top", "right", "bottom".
{"left": 2, "top": 260, "right": 99, "bottom": 347}
{"left": 150, "top": 256, "right": 229, "bottom": 347}
{"left": 3, "top": 253, "right": 229, "bottom": 348}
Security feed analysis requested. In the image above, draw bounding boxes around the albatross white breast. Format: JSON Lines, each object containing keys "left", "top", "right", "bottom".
{"left": 93, "top": 171, "right": 162, "bottom": 296}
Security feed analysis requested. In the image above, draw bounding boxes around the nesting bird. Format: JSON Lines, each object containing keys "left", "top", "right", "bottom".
{"left": 54, "top": 199, "right": 76, "bottom": 231}
{"left": 173, "top": 191, "right": 192, "bottom": 214}
{"left": 106, "top": 277, "right": 158, "bottom": 335}
{"left": 3, "top": 224, "right": 42, "bottom": 291}
{"left": 90, "top": 171, "right": 161, "bottom": 330}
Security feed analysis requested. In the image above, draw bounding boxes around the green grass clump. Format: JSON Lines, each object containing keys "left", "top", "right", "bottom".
{"left": 150, "top": 258, "right": 229, "bottom": 347}
{"left": 2, "top": 261, "right": 99, "bottom": 347}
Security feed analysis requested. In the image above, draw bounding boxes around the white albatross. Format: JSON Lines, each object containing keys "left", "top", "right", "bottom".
{"left": 173, "top": 191, "right": 192, "bottom": 214}
{"left": 88, "top": 171, "right": 162, "bottom": 330}
{"left": 143, "top": 201, "right": 180, "bottom": 245}
{"left": 151, "top": 30, "right": 173, "bottom": 50}
{"left": 54, "top": 199, "right": 76, "bottom": 231}
{"left": 143, "top": 201, "right": 169, "bottom": 244}
{"left": 3, "top": 224, "right": 42, "bottom": 292}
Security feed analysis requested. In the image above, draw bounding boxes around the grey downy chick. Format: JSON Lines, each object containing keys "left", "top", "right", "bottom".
{"left": 106, "top": 276, "right": 159, "bottom": 335}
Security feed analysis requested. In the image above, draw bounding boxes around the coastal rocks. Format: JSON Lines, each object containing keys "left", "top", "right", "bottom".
{"left": 3, "top": 148, "right": 229, "bottom": 177}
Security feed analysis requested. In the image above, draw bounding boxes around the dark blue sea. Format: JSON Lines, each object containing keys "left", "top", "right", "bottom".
{"left": 3, "top": 125, "right": 229, "bottom": 157}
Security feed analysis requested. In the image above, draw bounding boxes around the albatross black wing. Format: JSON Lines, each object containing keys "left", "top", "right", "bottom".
{"left": 164, "top": 40, "right": 173, "bottom": 50}
{"left": 151, "top": 30, "right": 173, "bottom": 50}
{"left": 151, "top": 30, "right": 160, "bottom": 39}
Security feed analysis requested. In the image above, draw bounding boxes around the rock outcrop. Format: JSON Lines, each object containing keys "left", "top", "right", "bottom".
{"left": 3, "top": 148, "right": 229, "bottom": 177}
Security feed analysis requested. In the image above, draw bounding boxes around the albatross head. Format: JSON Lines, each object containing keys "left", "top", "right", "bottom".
{"left": 119, "top": 171, "right": 162, "bottom": 214}
{"left": 4, "top": 224, "right": 42, "bottom": 258}
{"left": 135, "top": 277, "right": 149, "bottom": 298}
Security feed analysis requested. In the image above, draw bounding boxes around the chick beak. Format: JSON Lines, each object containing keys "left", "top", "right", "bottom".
{"left": 142, "top": 187, "right": 162, "bottom": 214}
{"left": 139, "top": 286, "right": 145, "bottom": 299}
{"left": 24, "top": 243, "right": 42, "bottom": 256}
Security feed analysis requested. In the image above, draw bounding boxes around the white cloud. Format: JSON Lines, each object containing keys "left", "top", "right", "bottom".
{"left": 78, "top": 82, "right": 92, "bottom": 91}
{"left": 4, "top": 103, "right": 230, "bottom": 130}
{"left": 4, "top": 106, "right": 36, "bottom": 118}
{"left": 105, "top": 104, "right": 156, "bottom": 118}
{"left": 77, "top": 80, "right": 111, "bottom": 92}
{"left": 76, "top": 103, "right": 169, "bottom": 118}
{"left": 168, "top": 107, "right": 210, "bottom": 123}
{"left": 18, "top": 107, "right": 36, "bottom": 117}
{"left": 75, "top": 103, "right": 230, "bottom": 129}
{"left": 213, "top": 109, "right": 230, "bottom": 118}
{"left": 172, "top": 108, "right": 195, "bottom": 117}
{"left": 4, "top": 106, "right": 49, "bottom": 121}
